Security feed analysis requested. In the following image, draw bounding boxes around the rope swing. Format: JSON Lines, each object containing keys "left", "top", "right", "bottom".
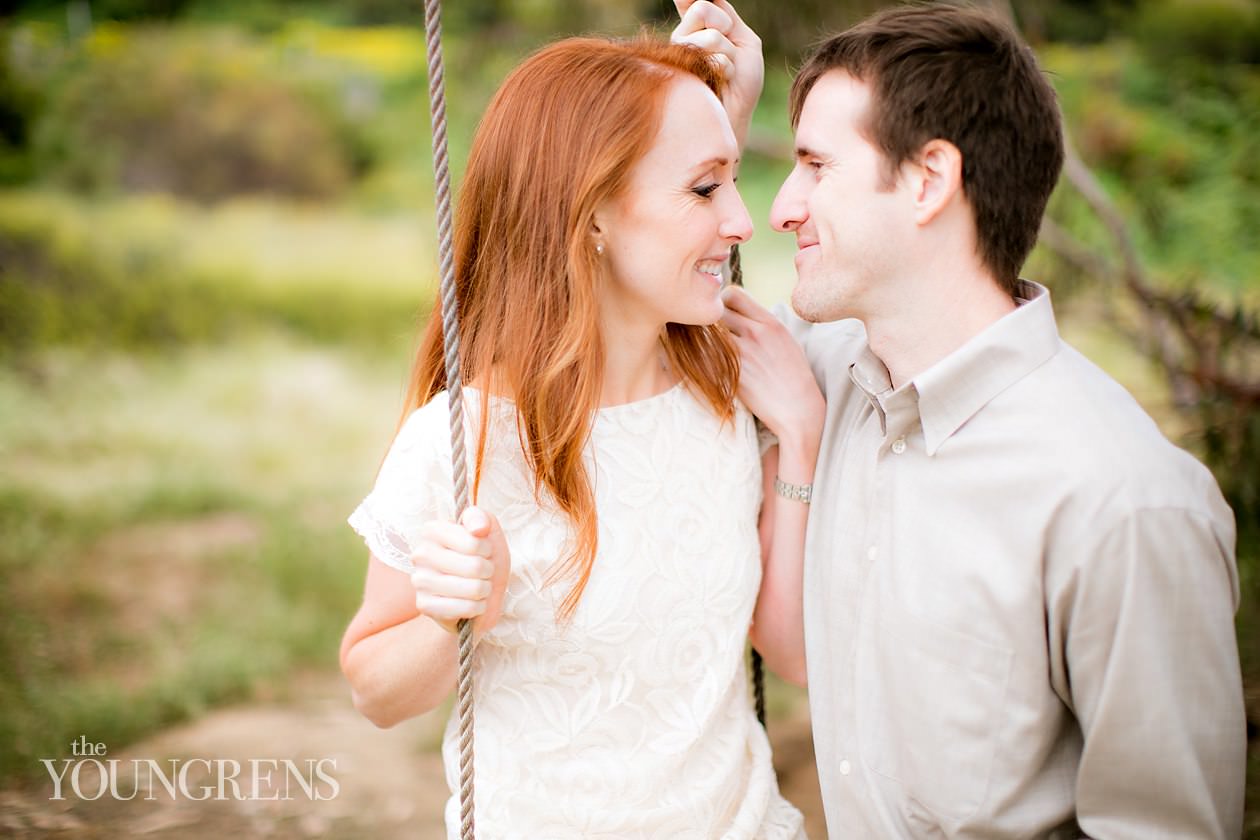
{"left": 419, "top": 1, "right": 475, "bottom": 837}
{"left": 729, "top": 248, "right": 768, "bottom": 731}
{"left": 418, "top": 4, "right": 763, "bottom": 836}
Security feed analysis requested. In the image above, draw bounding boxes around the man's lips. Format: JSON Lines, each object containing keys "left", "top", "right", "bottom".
{"left": 793, "top": 242, "right": 819, "bottom": 270}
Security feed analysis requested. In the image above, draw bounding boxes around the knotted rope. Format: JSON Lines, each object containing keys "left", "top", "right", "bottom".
{"left": 420, "top": 1, "right": 475, "bottom": 837}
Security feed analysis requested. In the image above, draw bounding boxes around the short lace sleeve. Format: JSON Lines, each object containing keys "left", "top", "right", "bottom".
{"left": 347, "top": 398, "right": 457, "bottom": 574}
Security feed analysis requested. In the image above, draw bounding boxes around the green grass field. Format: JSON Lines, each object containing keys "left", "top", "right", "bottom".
{"left": 0, "top": 336, "right": 407, "bottom": 777}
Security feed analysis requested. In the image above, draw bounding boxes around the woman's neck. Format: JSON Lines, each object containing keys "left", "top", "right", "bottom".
{"left": 599, "top": 324, "right": 676, "bottom": 407}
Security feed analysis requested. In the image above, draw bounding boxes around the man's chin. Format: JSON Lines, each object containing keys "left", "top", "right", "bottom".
{"left": 790, "top": 284, "right": 840, "bottom": 323}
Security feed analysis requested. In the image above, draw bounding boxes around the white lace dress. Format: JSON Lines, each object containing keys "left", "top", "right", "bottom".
{"left": 349, "top": 384, "right": 806, "bottom": 839}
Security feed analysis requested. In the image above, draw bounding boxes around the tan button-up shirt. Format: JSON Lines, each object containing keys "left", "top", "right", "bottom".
{"left": 785, "top": 282, "right": 1244, "bottom": 838}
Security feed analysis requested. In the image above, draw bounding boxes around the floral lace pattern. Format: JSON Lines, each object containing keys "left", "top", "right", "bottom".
{"left": 349, "top": 386, "right": 806, "bottom": 839}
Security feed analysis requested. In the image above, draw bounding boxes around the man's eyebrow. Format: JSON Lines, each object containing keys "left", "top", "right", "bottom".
{"left": 795, "top": 145, "right": 821, "bottom": 161}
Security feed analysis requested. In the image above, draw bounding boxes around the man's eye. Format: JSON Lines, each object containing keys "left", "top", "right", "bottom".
{"left": 692, "top": 183, "right": 720, "bottom": 199}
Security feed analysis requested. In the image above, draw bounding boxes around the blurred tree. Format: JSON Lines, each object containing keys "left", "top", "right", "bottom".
{"left": 1012, "top": 0, "right": 1140, "bottom": 44}
{"left": 0, "top": 27, "right": 33, "bottom": 181}
{"left": 26, "top": 30, "right": 370, "bottom": 201}
{"left": 1132, "top": 0, "right": 1260, "bottom": 65}
{"left": 1041, "top": 148, "right": 1260, "bottom": 525}
{"left": 0, "top": 0, "right": 192, "bottom": 21}
{"left": 642, "top": 0, "right": 1147, "bottom": 59}
{"left": 1000, "top": 3, "right": 1260, "bottom": 525}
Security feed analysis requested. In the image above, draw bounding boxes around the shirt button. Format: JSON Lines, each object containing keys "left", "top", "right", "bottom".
{"left": 867, "top": 546, "right": 878, "bottom": 562}
{"left": 891, "top": 437, "right": 906, "bottom": 455}
{"left": 839, "top": 759, "right": 852, "bottom": 776}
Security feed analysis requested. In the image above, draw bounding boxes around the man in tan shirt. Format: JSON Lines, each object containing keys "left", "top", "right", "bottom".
{"left": 719, "top": 5, "right": 1247, "bottom": 838}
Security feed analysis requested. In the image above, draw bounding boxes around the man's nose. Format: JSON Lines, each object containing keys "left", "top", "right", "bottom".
{"left": 770, "top": 170, "right": 807, "bottom": 233}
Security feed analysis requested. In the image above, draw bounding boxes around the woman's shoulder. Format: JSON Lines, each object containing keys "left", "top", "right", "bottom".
{"left": 395, "top": 389, "right": 521, "bottom": 463}
{"left": 387, "top": 395, "right": 447, "bottom": 458}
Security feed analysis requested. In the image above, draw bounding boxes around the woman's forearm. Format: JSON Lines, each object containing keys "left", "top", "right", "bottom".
{"left": 751, "top": 428, "right": 818, "bottom": 687}
{"left": 340, "top": 568, "right": 460, "bottom": 728}
{"left": 343, "top": 616, "right": 457, "bottom": 727}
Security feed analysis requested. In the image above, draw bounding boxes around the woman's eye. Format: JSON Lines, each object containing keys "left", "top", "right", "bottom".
{"left": 692, "top": 183, "right": 720, "bottom": 199}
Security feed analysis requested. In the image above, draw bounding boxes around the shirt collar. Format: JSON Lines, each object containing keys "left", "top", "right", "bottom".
{"left": 913, "top": 280, "right": 1062, "bottom": 455}
{"left": 848, "top": 343, "right": 895, "bottom": 434}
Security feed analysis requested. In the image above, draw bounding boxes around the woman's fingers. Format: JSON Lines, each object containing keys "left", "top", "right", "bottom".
{"left": 722, "top": 284, "right": 772, "bottom": 320}
{"left": 413, "top": 593, "right": 485, "bottom": 628}
{"left": 410, "top": 566, "right": 493, "bottom": 600}
{"left": 673, "top": 0, "right": 734, "bottom": 38}
{"left": 721, "top": 286, "right": 776, "bottom": 337}
{"left": 720, "top": 305, "right": 750, "bottom": 338}
{"left": 672, "top": 6, "right": 737, "bottom": 79}
{"left": 413, "top": 542, "right": 493, "bottom": 580}
{"left": 409, "top": 507, "right": 512, "bottom": 636}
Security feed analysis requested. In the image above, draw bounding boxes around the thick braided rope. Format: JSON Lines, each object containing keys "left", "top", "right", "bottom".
{"left": 421, "top": 1, "right": 475, "bottom": 837}
{"left": 729, "top": 246, "right": 767, "bottom": 728}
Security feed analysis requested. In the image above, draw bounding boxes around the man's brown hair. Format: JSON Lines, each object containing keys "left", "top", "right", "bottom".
{"left": 790, "top": 4, "right": 1064, "bottom": 294}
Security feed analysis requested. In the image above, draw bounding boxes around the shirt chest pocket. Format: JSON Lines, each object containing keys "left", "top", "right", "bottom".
{"left": 855, "top": 597, "right": 1013, "bottom": 826}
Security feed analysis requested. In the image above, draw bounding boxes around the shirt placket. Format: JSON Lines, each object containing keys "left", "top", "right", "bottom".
{"left": 842, "top": 374, "right": 923, "bottom": 832}
{"left": 821, "top": 366, "right": 898, "bottom": 829}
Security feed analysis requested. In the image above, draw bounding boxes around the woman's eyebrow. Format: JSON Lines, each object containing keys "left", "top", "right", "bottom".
{"left": 687, "top": 156, "right": 736, "bottom": 174}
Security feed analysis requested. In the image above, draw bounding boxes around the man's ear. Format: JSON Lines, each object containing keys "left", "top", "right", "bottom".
{"left": 911, "top": 139, "right": 963, "bottom": 226}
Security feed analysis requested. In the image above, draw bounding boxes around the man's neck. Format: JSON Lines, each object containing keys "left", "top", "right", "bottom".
{"left": 864, "top": 268, "right": 1017, "bottom": 390}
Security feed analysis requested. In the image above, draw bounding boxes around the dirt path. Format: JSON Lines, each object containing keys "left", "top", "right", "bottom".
{"left": 1, "top": 672, "right": 825, "bottom": 839}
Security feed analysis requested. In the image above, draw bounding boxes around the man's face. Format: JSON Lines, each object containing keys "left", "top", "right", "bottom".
{"left": 770, "top": 71, "right": 913, "bottom": 323}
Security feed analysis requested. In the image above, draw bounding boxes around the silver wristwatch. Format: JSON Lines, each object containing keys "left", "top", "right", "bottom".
{"left": 774, "top": 476, "right": 812, "bottom": 504}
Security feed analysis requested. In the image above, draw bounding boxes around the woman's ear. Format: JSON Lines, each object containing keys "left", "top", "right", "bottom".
{"left": 589, "top": 217, "right": 605, "bottom": 255}
{"left": 911, "top": 138, "right": 963, "bottom": 226}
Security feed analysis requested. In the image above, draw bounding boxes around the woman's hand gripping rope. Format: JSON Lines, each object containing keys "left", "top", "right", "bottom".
{"left": 409, "top": 507, "right": 511, "bottom": 640}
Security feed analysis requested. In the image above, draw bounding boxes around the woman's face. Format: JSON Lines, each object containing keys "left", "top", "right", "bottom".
{"left": 594, "top": 75, "right": 753, "bottom": 337}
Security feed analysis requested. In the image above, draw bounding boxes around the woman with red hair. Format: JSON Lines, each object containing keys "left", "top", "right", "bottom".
{"left": 339, "top": 5, "right": 817, "bottom": 836}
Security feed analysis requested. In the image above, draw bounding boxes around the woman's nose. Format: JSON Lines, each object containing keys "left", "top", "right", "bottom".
{"left": 720, "top": 189, "right": 754, "bottom": 244}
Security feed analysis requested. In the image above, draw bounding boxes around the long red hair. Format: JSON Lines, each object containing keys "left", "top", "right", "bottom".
{"left": 402, "top": 37, "right": 740, "bottom": 619}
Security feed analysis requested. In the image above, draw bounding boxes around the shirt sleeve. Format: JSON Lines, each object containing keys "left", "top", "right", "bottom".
{"left": 347, "top": 401, "right": 456, "bottom": 574}
{"left": 1058, "top": 506, "right": 1245, "bottom": 839}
